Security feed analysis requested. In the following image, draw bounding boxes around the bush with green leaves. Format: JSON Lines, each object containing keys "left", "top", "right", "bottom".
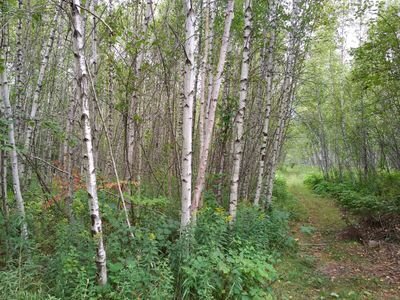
{"left": 272, "top": 176, "right": 306, "bottom": 221}
{"left": 0, "top": 174, "right": 297, "bottom": 299}
{"left": 179, "top": 244, "right": 276, "bottom": 300}
{"left": 172, "top": 205, "right": 293, "bottom": 299}
{"left": 304, "top": 172, "right": 400, "bottom": 218}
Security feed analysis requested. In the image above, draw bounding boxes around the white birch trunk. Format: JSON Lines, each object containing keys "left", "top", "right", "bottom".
{"left": 254, "top": 1, "right": 276, "bottom": 206}
{"left": 23, "top": 3, "right": 61, "bottom": 155}
{"left": 90, "top": 0, "right": 99, "bottom": 168}
{"left": 1, "top": 40, "right": 28, "bottom": 240}
{"left": 1, "top": 151, "right": 8, "bottom": 220}
{"left": 15, "top": 0, "right": 24, "bottom": 139}
{"left": 193, "top": 0, "right": 234, "bottom": 215}
{"left": 264, "top": 109, "right": 285, "bottom": 208}
{"left": 204, "top": 0, "right": 216, "bottom": 136}
{"left": 90, "top": 0, "right": 98, "bottom": 74}
{"left": 229, "top": 0, "right": 252, "bottom": 222}
{"left": 198, "top": 0, "right": 215, "bottom": 157}
{"left": 65, "top": 81, "right": 77, "bottom": 222}
{"left": 106, "top": 0, "right": 114, "bottom": 177}
{"left": 181, "top": 0, "right": 196, "bottom": 229}
{"left": 70, "top": 0, "right": 107, "bottom": 285}
{"left": 264, "top": 0, "right": 299, "bottom": 208}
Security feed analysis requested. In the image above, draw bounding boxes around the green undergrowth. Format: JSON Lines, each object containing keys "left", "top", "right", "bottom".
{"left": 272, "top": 176, "right": 308, "bottom": 222}
{"left": 273, "top": 166, "right": 398, "bottom": 299}
{"left": 0, "top": 177, "right": 299, "bottom": 299}
{"left": 304, "top": 172, "right": 400, "bottom": 219}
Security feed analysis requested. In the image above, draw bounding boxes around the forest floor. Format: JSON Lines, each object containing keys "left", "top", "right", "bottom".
{"left": 273, "top": 168, "right": 400, "bottom": 300}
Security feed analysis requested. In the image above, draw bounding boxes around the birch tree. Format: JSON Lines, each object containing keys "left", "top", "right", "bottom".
{"left": 23, "top": 3, "right": 61, "bottom": 157}
{"left": 193, "top": 0, "right": 234, "bottom": 215}
{"left": 254, "top": 0, "right": 277, "bottom": 206}
{"left": 181, "top": 0, "right": 196, "bottom": 229}
{"left": 15, "top": 0, "right": 24, "bottom": 138}
{"left": 1, "top": 28, "right": 28, "bottom": 240}
{"left": 70, "top": 0, "right": 107, "bottom": 285}
{"left": 229, "top": 0, "right": 252, "bottom": 222}
{"left": 264, "top": 1, "right": 300, "bottom": 208}
{"left": 198, "top": 0, "right": 216, "bottom": 157}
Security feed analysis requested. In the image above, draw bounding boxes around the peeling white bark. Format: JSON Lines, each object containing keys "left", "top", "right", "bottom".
{"left": 198, "top": 0, "right": 216, "bottom": 157}
{"left": 193, "top": 0, "right": 234, "bottom": 215}
{"left": 64, "top": 81, "right": 77, "bottom": 223}
{"left": 70, "top": 0, "right": 107, "bottom": 285}
{"left": 106, "top": 0, "right": 114, "bottom": 177}
{"left": 181, "top": 0, "right": 196, "bottom": 229}
{"left": 229, "top": 0, "right": 252, "bottom": 222}
{"left": 1, "top": 39, "right": 28, "bottom": 240}
{"left": 23, "top": 2, "right": 61, "bottom": 156}
{"left": 254, "top": 0, "right": 276, "bottom": 206}
{"left": 15, "top": 0, "right": 24, "bottom": 139}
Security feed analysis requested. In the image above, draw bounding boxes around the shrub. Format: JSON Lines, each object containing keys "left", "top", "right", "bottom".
{"left": 272, "top": 177, "right": 290, "bottom": 203}
{"left": 305, "top": 172, "right": 400, "bottom": 218}
{"left": 0, "top": 177, "right": 296, "bottom": 299}
{"left": 273, "top": 177, "right": 307, "bottom": 221}
{"left": 180, "top": 245, "right": 276, "bottom": 300}
{"left": 304, "top": 174, "right": 324, "bottom": 189}
{"left": 172, "top": 204, "right": 293, "bottom": 299}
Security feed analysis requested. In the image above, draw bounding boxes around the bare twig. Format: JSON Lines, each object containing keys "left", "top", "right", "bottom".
{"left": 25, "top": 154, "right": 69, "bottom": 176}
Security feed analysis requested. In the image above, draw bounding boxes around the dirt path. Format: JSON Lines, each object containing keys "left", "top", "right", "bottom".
{"left": 274, "top": 170, "right": 400, "bottom": 300}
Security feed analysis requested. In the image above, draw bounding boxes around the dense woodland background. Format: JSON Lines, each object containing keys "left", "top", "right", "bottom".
{"left": 0, "top": 0, "right": 399, "bottom": 298}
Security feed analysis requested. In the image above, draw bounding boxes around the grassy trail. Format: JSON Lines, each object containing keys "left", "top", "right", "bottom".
{"left": 273, "top": 168, "right": 399, "bottom": 300}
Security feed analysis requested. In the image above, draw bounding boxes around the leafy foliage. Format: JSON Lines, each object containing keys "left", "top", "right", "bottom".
{"left": 305, "top": 173, "right": 400, "bottom": 218}
{"left": 174, "top": 205, "right": 293, "bottom": 299}
{"left": 0, "top": 177, "right": 297, "bottom": 299}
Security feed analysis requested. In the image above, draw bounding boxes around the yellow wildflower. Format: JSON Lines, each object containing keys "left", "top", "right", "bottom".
{"left": 225, "top": 215, "right": 233, "bottom": 222}
{"left": 215, "top": 207, "right": 225, "bottom": 216}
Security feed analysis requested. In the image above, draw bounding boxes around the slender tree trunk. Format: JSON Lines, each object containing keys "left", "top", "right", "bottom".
{"left": 216, "top": 149, "right": 225, "bottom": 203}
{"left": 1, "top": 150, "right": 8, "bottom": 220}
{"left": 90, "top": 0, "right": 99, "bottom": 169}
{"left": 90, "top": 0, "right": 98, "bottom": 74}
{"left": 317, "top": 98, "right": 330, "bottom": 178}
{"left": 254, "top": 0, "right": 276, "bottom": 206}
{"left": 1, "top": 32, "right": 28, "bottom": 240}
{"left": 70, "top": 0, "right": 107, "bottom": 285}
{"left": 181, "top": 0, "right": 196, "bottom": 229}
{"left": 23, "top": 3, "right": 61, "bottom": 157}
{"left": 106, "top": 0, "right": 114, "bottom": 177}
{"left": 198, "top": 0, "right": 215, "bottom": 157}
{"left": 265, "top": 89, "right": 294, "bottom": 208}
{"left": 229, "top": 0, "right": 252, "bottom": 222}
{"left": 127, "top": 0, "right": 153, "bottom": 181}
{"left": 192, "top": 0, "right": 234, "bottom": 215}
{"left": 88, "top": 66, "right": 134, "bottom": 238}
{"left": 264, "top": 114, "right": 284, "bottom": 208}
{"left": 64, "top": 81, "right": 77, "bottom": 223}
{"left": 204, "top": 0, "right": 216, "bottom": 142}
{"left": 15, "top": 0, "right": 24, "bottom": 139}
{"left": 264, "top": 0, "right": 299, "bottom": 208}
